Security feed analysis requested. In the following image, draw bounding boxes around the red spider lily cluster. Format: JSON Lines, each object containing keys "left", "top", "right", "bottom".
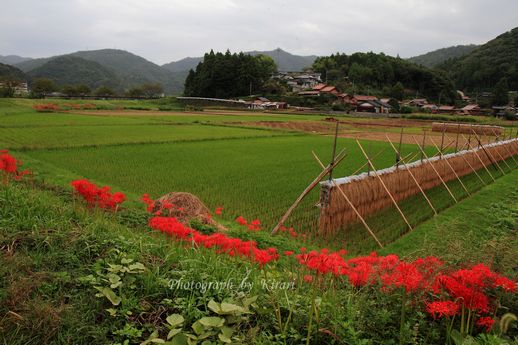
{"left": 71, "top": 179, "right": 126, "bottom": 211}
{"left": 148, "top": 216, "right": 279, "bottom": 266}
{"left": 0, "top": 150, "right": 31, "bottom": 182}
{"left": 214, "top": 207, "right": 223, "bottom": 215}
{"left": 33, "top": 103, "right": 60, "bottom": 112}
{"left": 294, "top": 249, "right": 515, "bottom": 333}
{"left": 234, "top": 216, "right": 262, "bottom": 231}
{"left": 141, "top": 194, "right": 156, "bottom": 212}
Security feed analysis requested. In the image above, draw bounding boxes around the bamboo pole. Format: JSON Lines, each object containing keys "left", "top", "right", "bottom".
{"left": 490, "top": 143, "right": 512, "bottom": 170}
{"left": 491, "top": 129, "right": 517, "bottom": 166}
{"left": 429, "top": 137, "right": 471, "bottom": 196}
{"left": 471, "top": 130, "right": 506, "bottom": 175}
{"left": 385, "top": 135, "right": 437, "bottom": 215}
{"left": 356, "top": 139, "right": 413, "bottom": 231}
{"left": 461, "top": 134, "right": 496, "bottom": 182}
{"left": 271, "top": 149, "right": 347, "bottom": 235}
{"left": 312, "top": 152, "right": 383, "bottom": 248}
{"left": 351, "top": 148, "right": 387, "bottom": 175}
{"left": 412, "top": 135, "right": 458, "bottom": 203}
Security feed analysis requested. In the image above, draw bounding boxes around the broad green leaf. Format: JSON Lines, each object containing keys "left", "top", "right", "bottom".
{"left": 167, "top": 328, "right": 182, "bottom": 340}
{"left": 207, "top": 299, "right": 221, "bottom": 314}
{"left": 128, "top": 262, "right": 146, "bottom": 272}
{"left": 170, "top": 333, "right": 188, "bottom": 345}
{"left": 191, "top": 321, "right": 204, "bottom": 335}
{"left": 220, "top": 302, "right": 244, "bottom": 314}
{"left": 94, "top": 287, "right": 121, "bottom": 306}
{"left": 218, "top": 333, "right": 232, "bottom": 343}
{"left": 198, "top": 317, "right": 224, "bottom": 328}
{"left": 121, "top": 258, "right": 133, "bottom": 264}
{"left": 243, "top": 295, "right": 258, "bottom": 308}
{"left": 166, "top": 314, "right": 184, "bottom": 328}
{"left": 221, "top": 326, "right": 233, "bottom": 338}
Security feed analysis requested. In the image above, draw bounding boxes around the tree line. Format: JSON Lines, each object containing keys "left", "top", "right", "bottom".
{"left": 183, "top": 50, "right": 276, "bottom": 98}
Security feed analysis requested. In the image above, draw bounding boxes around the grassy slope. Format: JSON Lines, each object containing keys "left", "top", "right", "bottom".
{"left": 380, "top": 169, "right": 518, "bottom": 272}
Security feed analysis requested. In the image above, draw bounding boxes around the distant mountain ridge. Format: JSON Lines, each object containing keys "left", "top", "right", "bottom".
{"left": 15, "top": 49, "right": 183, "bottom": 94}
{"left": 162, "top": 48, "right": 317, "bottom": 73}
{"left": 0, "top": 55, "right": 33, "bottom": 66}
{"left": 407, "top": 45, "right": 479, "bottom": 68}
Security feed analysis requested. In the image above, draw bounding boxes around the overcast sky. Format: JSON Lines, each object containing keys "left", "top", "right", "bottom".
{"left": 1, "top": 0, "right": 517, "bottom": 65}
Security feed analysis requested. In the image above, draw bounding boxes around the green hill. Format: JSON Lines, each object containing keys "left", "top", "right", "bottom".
{"left": 0, "top": 63, "right": 28, "bottom": 81}
{"left": 16, "top": 49, "right": 183, "bottom": 94}
{"left": 438, "top": 27, "right": 518, "bottom": 91}
{"left": 27, "top": 56, "right": 121, "bottom": 90}
{"left": 313, "top": 52, "right": 457, "bottom": 103}
{"left": 407, "top": 45, "right": 479, "bottom": 68}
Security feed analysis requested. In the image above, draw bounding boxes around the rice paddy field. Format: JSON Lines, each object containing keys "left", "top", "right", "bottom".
{"left": 2, "top": 98, "right": 517, "bottom": 253}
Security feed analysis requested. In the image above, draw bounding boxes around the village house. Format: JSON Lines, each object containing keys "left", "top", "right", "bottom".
{"left": 438, "top": 105, "right": 455, "bottom": 114}
{"left": 459, "top": 104, "right": 482, "bottom": 115}
{"left": 421, "top": 104, "right": 439, "bottom": 113}
{"left": 273, "top": 72, "right": 322, "bottom": 92}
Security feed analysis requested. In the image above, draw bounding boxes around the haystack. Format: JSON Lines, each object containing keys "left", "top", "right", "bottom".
{"left": 153, "top": 192, "right": 224, "bottom": 229}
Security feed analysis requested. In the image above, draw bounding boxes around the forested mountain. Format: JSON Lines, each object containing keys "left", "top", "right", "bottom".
{"left": 163, "top": 48, "right": 316, "bottom": 73}
{"left": 27, "top": 56, "right": 121, "bottom": 90}
{"left": 0, "top": 63, "right": 28, "bottom": 81}
{"left": 15, "top": 49, "right": 183, "bottom": 94}
{"left": 438, "top": 27, "right": 518, "bottom": 91}
{"left": 0, "top": 55, "right": 33, "bottom": 66}
{"left": 184, "top": 50, "right": 276, "bottom": 98}
{"left": 407, "top": 45, "right": 479, "bottom": 68}
{"left": 313, "top": 52, "right": 457, "bottom": 103}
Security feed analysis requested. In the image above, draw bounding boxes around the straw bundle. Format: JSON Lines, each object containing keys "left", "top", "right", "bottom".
{"left": 319, "top": 139, "right": 517, "bottom": 235}
{"left": 432, "top": 122, "right": 504, "bottom": 136}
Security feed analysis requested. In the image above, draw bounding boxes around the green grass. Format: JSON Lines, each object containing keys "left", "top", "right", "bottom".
{"left": 0, "top": 124, "right": 294, "bottom": 150}
{"left": 20, "top": 136, "right": 430, "bottom": 231}
{"left": 380, "top": 168, "right": 518, "bottom": 272}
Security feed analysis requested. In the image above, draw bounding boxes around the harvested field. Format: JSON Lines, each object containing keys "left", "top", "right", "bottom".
{"left": 432, "top": 122, "right": 505, "bottom": 136}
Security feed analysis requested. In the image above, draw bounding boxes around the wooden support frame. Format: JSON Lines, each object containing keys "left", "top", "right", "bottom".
{"left": 270, "top": 148, "right": 347, "bottom": 235}
{"left": 429, "top": 137, "right": 471, "bottom": 197}
{"left": 356, "top": 139, "right": 413, "bottom": 232}
{"left": 471, "top": 130, "right": 506, "bottom": 175}
{"left": 385, "top": 135, "right": 437, "bottom": 215}
{"left": 461, "top": 134, "right": 496, "bottom": 182}
{"left": 312, "top": 152, "right": 383, "bottom": 248}
{"left": 491, "top": 129, "right": 517, "bottom": 166}
{"left": 412, "top": 135, "right": 458, "bottom": 203}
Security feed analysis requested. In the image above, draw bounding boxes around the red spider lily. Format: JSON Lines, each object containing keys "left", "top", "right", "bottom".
{"left": 33, "top": 103, "right": 60, "bottom": 112}
{"left": 235, "top": 216, "right": 247, "bottom": 225}
{"left": 303, "top": 274, "right": 313, "bottom": 282}
{"left": 148, "top": 216, "right": 278, "bottom": 267}
{"left": 0, "top": 151, "right": 31, "bottom": 182}
{"left": 247, "top": 219, "right": 261, "bottom": 231}
{"left": 284, "top": 251, "right": 294, "bottom": 256}
{"left": 141, "top": 194, "right": 155, "bottom": 212}
{"left": 214, "top": 207, "right": 223, "bottom": 215}
{"left": 476, "top": 316, "right": 494, "bottom": 332}
{"left": 426, "top": 301, "right": 459, "bottom": 319}
{"left": 71, "top": 179, "right": 125, "bottom": 211}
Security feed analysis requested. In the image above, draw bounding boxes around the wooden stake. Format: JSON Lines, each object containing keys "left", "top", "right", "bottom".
{"left": 491, "top": 129, "right": 518, "bottom": 166}
{"left": 356, "top": 139, "right": 413, "bottom": 232}
{"left": 396, "top": 128, "right": 404, "bottom": 167}
{"left": 461, "top": 134, "right": 496, "bottom": 182}
{"left": 421, "top": 130, "right": 426, "bottom": 162}
{"left": 312, "top": 152, "right": 383, "bottom": 248}
{"left": 455, "top": 123, "right": 461, "bottom": 152}
{"left": 412, "top": 136, "right": 458, "bottom": 203}
{"left": 271, "top": 149, "right": 347, "bottom": 235}
{"left": 386, "top": 135, "right": 437, "bottom": 215}
{"left": 429, "top": 137, "right": 471, "bottom": 196}
{"left": 471, "top": 130, "right": 506, "bottom": 175}
{"left": 351, "top": 148, "right": 387, "bottom": 175}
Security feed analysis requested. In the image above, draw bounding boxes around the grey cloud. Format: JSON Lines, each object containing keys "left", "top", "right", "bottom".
{"left": 1, "top": 0, "right": 517, "bottom": 64}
